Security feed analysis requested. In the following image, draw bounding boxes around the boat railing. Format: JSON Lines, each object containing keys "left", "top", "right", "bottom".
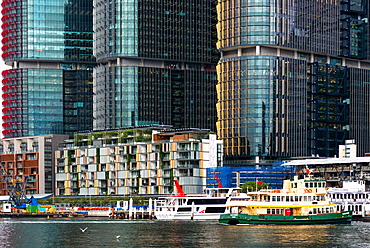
{"left": 259, "top": 189, "right": 281, "bottom": 193}
{"left": 155, "top": 200, "right": 174, "bottom": 208}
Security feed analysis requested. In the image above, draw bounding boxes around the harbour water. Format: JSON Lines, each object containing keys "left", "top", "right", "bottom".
{"left": 1, "top": 218, "right": 370, "bottom": 247}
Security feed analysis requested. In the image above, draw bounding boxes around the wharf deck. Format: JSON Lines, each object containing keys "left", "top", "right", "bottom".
{"left": 0, "top": 212, "right": 69, "bottom": 218}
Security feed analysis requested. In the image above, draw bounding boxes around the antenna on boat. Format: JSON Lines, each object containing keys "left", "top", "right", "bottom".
{"left": 214, "top": 173, "right": 224, "bottom": 188}
{"left": 174, "top": 180, "right": 186, "bottom": 197}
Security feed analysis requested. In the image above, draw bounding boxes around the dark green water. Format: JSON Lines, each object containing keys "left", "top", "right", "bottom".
{"left": 0, "top": 218, "right": 369, "bottom": 247}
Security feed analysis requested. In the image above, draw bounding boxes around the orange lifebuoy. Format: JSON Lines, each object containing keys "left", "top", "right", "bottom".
{"left": 304, "top": 189, "right": 312, "bottom": 193}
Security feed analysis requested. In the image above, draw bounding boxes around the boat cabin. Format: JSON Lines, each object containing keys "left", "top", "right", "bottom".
{"left": 327, "top": 180, "right": 370, "bottom": 218}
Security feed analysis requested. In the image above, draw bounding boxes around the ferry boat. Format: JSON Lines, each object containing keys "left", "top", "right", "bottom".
{"left": 154, "top": 180, "right": 242, "bottom": 220}
{"left": 219, "top": 175, "right": 352, "bottom": 225}
{"left": 327, "top": 180, "right": 370, "bottom": 221}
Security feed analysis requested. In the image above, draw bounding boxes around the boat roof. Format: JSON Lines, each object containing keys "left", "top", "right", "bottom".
{"left": 283, "top": 157, "right": 370, "bottom": 166}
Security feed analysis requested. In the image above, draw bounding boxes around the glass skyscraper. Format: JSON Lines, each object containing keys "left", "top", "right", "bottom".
{"left": 216, "top": 0, "right": 370, "bottom": 162}
{"left": 1, "top": 0, "right": 95, "bottom": 138}
{"left": 93, "top": 0, "right": 219, "bottom": 131}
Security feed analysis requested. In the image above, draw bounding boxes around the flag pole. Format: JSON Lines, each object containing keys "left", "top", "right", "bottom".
{"left": 255, "top": 178, "right": 257, "bottom": 191}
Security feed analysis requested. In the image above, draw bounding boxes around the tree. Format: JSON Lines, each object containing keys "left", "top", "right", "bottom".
{"left": 241, "top": 180, "right": 269, "bottom": 192}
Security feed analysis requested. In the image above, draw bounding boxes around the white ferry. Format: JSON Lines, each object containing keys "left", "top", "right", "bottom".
{"left": 327, "top": 180, "right": 370, "bottom": 221}
{"left": 154, "top": 181, "right": 242, "bottom": 220}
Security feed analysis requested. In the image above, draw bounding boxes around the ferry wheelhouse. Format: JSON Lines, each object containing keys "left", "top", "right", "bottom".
{"left": 219, "top": 175, "right": 352, "bottom": 225}
{"left": 154, "top": 187, "right": 241, "bottom": 220}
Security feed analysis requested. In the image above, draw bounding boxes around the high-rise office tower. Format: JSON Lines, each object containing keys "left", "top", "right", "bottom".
{"left": 1, "top": 0, "right": 95, "bottom": 138}
{"left": 216, "top": 0, "right": 370, "bottom": 163}
{"left": 93, "top": 1, "right": 219, "bottom": 131}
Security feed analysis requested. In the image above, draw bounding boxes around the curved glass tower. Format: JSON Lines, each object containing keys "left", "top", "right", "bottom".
{"left": 216, "top": 0, "right": 370, "bottom": 162}
{"left": 93, "top": 0, "right": 219, "bottom": 131}
{"left": 1, "top": 0, "right": 95, "bottom": 138}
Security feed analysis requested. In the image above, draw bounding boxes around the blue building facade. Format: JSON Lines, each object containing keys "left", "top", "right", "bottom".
{"left": 207, "top": 164, "right": 296, "bottom": 189}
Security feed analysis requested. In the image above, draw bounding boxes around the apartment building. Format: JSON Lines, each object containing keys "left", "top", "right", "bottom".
{"left": 55, "top": 127, "right": 222, "bottom": 196}
{"left": 0, "top": 135, "right": 68, "bottom": 195}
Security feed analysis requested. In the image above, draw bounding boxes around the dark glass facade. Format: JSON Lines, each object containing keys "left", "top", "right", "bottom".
{"left": 217, "top": 0, "right": 370, "bottom": 162}
{"left": 93, "top": 0, "right": 219, "bottom": 131}
{"left": 1, "top": 0, "right": 95, "bottom": 138}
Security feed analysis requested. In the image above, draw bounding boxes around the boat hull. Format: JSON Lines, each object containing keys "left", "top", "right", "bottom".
{"left": 156, "top": 212, "right": 222, "bottom": 220}
{"left": 219, "top": 211, "right": 352, "bottom": 225}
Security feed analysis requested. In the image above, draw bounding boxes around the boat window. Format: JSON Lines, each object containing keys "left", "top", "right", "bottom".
{"left": 313, "top": 208, "right": 317, "bottom": 214}
{"left": 290, "top": 196, "right": 294, "bottom": 202}
{"left": 305, "top": 183, "right": 309, "bottom": 188}
{"left": 267, "top": 209, "right": 271, "bottom": 214}
{"left": 277, "top": 196, "right": 280, "bottom": 201}
{"left": 272, "top": 209, "right": 276, "bottom": 214}
{"left": 299, "top": 196, "right": 302, "bottom": 201}
{"left": 326, "top": 208, "right": 329, "bottom": 213}
{"left": 355, "top": 205, "right": 358, "bottom": 211}
{"left": 304, "top": 196, "right": 307, "bottom": 201}
{"left": 205, "top": 207, "right": 226, "bottom": 213}
{"left": 308, "top": 196, "right": 311, "bottom": 201}
{"left": 314, "top": 182, "right": 317, "bottom": 188}
{"left": 281, "top": 196, "right": 285, "bottom": 201}
{"left": 286, "top": 196, "right": 289, "bottom": 202}
{"left": 178, "top": 207, "right": 192, "bottom": 212}
{"left": 360, "top": 205, "right": 362, "bottom": 211}
{"left": 318, "top": 182, "right": 321, "bottom": 187}
{"left": 267, "top": 196, "right": 270, "bottom": 201}
{"left": 272, "top": 196, "right": 276, "bottom": 201}
{"left": 310, "top": 182, "right": 313, "bottom": 187}
{"left": 192, "top": 199, "right": 227, "bottom": 205}
{"left": 295, "top": 196, "right": 298, "bottom": 202}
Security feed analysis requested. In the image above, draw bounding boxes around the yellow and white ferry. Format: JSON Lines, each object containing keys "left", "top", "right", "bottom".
{"left": 219, "top": 175, "right": 352, "bottom": 225}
